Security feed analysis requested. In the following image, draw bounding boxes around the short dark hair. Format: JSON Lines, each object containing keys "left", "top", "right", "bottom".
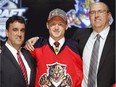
{"left": 6, "top": 15, "right": 26, "bottom": 30}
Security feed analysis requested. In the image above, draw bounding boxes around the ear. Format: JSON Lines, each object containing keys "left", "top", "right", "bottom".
{"left": 108, "top": 12, "right": 113, "bottom": 25}
{"left": 65, "top": 24, "right": 68, "bottom": 30}
{"left": 108, "top": 12, "right": 112, "bottom": 19}
{"left": 46, "top": 22, "right": 49, "bottom": 29}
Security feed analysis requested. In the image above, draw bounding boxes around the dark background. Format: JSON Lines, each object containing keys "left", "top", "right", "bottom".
{"left": 22, "top": 0, "right": 115, "bottom": 41}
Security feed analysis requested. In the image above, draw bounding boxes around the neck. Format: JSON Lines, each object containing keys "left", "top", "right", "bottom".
{"left": 6, "top": 41, "right": 21, "bottom": 51}
{"left": 93, "top": 25, "right": 109, "bottom": 33}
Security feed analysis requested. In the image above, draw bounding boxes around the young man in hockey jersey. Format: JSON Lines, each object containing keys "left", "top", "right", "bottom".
{"left": 25, "top": 8, "right": 83, "bottom": 87}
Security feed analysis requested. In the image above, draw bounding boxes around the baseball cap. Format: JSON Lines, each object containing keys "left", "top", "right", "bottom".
{"left": 48, "top": 8, "right": 67, "bottom": 22}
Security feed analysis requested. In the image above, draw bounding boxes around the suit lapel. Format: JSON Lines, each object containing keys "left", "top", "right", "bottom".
{"left": 21, "top": 49, "right": 32, "bottom": 69}
{"left": 3, "top": 46, "right": 24, "bottom": 78}
{"left": 79, "top": 29, "right": 92, "bottom": 57}
{"left": 21, "top": 48, "right": 34, "bottom": 84}
{"left": 98, "top": 29, "right": 114, "bottom": 72}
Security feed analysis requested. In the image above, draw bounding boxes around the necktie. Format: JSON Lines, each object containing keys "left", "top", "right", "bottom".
{"left": 17, "top": 51, "right": 28, "bottom": 87}
{"left": 53, "top": 41, "right": 60, "bottom": 55}
{"left": 87, "top": 34, "right": 100, "bottom": 87}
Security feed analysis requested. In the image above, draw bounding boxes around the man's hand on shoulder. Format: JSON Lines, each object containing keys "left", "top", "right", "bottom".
{"left": 24, "top": 36, "right": 39, "bottom": 51}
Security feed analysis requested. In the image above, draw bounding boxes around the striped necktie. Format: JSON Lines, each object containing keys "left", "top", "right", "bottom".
{"left": 87, "top": 34, "right": 100, "bottom": 87}
{"left": 53, "top": 41, "right": 60, "bottom": 55}
{"left": 17, "top": 51, "right": 28, "bottom": 87}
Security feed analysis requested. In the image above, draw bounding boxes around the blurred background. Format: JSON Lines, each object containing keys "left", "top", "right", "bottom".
{"left": 0, "top": 0, "right": 115, "bottom": 45}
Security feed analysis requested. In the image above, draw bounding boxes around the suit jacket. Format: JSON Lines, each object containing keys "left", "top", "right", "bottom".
{"left": 0, "top": 45, "right": 36, "bottom": 87}
{"left": 73, "top": 27, "right": 115, "bottom": 87}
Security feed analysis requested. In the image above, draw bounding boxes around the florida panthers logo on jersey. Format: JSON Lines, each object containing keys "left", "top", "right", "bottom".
{"left": 39, "top": 62, "right": 72, "bottom": 87}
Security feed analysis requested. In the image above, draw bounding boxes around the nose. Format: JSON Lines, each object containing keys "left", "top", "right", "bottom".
{"left": 55, "top": 24, "right": 59, "bottom": 29}
{"left": 17, "top": 31, "right": 21, "bottom": 36}
{"left": 94, "top": 11, "right": 99, "bottom": 17}
{"left": 95, "top": 12, "right": 98, "bottom": 16}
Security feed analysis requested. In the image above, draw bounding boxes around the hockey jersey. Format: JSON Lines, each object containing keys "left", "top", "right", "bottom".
{"left": 30, "top": 37, "right": 83, "bottom": 87}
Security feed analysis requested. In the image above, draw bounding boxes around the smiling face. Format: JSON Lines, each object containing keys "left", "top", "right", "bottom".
{"left": 6, "top": 21, "right": 25, "bottom": 50}
{"left": 89, "top": 2, "right": 111, "bottom": 32}
{"left": 47, "top": 16, "right": 68, "bottom": 41}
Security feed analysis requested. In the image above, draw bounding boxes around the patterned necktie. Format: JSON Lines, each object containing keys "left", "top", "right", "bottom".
{"left": 53, "top": 41, "right": 60, "bottom": 55}
{"left": 87, "top": 34, "right": 100, "bottom": 87}
{"left": 17, "top": 51, "right": 28, "bottom": 87}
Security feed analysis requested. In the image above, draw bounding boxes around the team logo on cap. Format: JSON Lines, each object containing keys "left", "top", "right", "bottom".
{"left": 48, "top": 8, "right": 66, "bottom": 22}
{"left": 66, "top": 0, "right": 99, "bottom": 28}
{"left": 51, "top": 10, "right": 58, "bottom": 16}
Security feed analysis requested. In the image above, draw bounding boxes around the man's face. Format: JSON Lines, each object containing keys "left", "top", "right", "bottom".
{"left": 47, "top": 16, "right": 67, "bottom": 41}
{"left": 6, "top": 21, "right": 25, "bottom": 48}
{"left": 89, "top": 2, "right": 111, "bottom": 32}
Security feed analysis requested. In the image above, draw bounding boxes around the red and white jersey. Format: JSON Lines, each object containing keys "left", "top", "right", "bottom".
{"left": 30, "top": 37, "right": 83, "bottom": 87}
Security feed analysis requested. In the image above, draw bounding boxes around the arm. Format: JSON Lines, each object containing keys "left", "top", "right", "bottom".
{"left": 24, "top": 36, "right": 39, "bottom": 51}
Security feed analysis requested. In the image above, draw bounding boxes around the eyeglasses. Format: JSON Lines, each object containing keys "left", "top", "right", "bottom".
{"left": 89, "top": 10, "right": 109, "bottom": 15}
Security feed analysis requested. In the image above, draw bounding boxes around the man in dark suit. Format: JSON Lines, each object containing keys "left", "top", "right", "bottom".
{"left": 0, "top": 15, "right": 36, "bottom": 87}
{"left": 73, "top": 2, "right": 115, "bottom": 87}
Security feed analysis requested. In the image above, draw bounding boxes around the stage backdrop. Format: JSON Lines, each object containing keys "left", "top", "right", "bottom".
{"left": 0, "top": 0, "right": 115, "bottom": 43}
{"left": 23, "top": 0, "right": 115, "bottom": 41}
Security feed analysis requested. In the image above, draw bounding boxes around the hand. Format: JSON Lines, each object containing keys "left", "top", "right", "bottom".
{"left": 24, "top": 36, "right": 39, "bottom": 51}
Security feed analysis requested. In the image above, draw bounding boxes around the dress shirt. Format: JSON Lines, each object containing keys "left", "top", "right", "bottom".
{"left": 81, "top": 26, "right": 110, "bottom": 87}
{"left": 49, "top": 37, "right": 65, "bottom": 49}
{"left": 5, "top": 42, "right": 31, "bottom": 84}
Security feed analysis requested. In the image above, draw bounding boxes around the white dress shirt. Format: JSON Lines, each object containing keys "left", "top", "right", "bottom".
{"left": 49, "top": 37, "right": 65, "bottom": 48}
{"left": 81, "top": 26, "right": 110, "bottom": 87}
